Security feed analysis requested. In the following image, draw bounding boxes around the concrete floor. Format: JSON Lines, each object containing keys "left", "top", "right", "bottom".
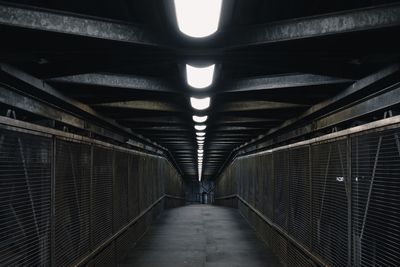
{"left": 119, "top": 205, "right": 282, "bottom": 267}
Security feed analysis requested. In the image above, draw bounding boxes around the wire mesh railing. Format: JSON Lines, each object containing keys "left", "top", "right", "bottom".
{"left": 215, "top": 117, "right": 400, "bottom": 267}
{"left": 0, "top": 120, "right": 185, "bottom": 266}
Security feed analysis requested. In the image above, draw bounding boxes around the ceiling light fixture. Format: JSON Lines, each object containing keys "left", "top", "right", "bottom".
{"left": 186, "top": 64, "right": 215, "bottom": 89}
{"left": 174, "top": 0, "right": 223, "bottom": 38}
{"left": 195, "top": 125, "right": 207, "bottom": 131}
{"left": 196, "top": 132, "right": 206, "bottom": 137}
{"left": 197, "top": 137, "right": 205, "bottom": 141}
{"left": 190, "top": 97, "right": 210, "bottom": 110}
{"left": 193, "top": 115, "right": 208, "bottom": 123}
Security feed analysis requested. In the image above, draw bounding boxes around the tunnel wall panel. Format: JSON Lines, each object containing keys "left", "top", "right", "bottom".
{"left": 113, "top": 151, "right": 129, "bottom": 232}
{"left": 215, "top": 120, "right": 400, "bottom": 267}
{"left": 54, "top": 139, "right": 91, "bottom": 266}
{"left": 0, "top": 122, "right": 185, "bottom": 266}
{"left": 351, "top": 128, "right": 400, "bottom": 267}
{"left": 0, "top": 128, "right": 52, "bottom": 266}
{"left": 311, "top": 139, "right": 349, "bottom": 267}
{"left": 91, "top": 147, "right": 114, "bottom": 248}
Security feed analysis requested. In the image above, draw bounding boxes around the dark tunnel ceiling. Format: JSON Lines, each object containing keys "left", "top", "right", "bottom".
{"left": 1, "top": 0, "right": 400, "bottom": 181}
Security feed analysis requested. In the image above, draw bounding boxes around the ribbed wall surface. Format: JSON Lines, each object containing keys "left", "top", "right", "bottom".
{"left": 0, "top": 124, "right": 185, "bottom": 266}
{"left": 216, "top": 123, "right": 400, "bottom": 267}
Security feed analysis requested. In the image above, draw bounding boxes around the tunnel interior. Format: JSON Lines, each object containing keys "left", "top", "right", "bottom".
{"left": 1, "top": 0, "right": 400, "bottom": 266}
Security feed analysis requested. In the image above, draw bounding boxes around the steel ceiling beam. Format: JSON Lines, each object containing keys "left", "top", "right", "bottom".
{"left": 220, "top": 74, "right": 353, "bottom": 93}
{"left": 0, "top": 2, "right": 166, "bottom": 47}
{"left": 218, "top": 100, "right": 308, "bottom": 112}
{"left": 48, "top": 73, "right": 179, "bottom": 93}
{"left": 222, "top": 3, "right": 400, "bottom": 48}
{"left": 92, "top": 100, "right": 183, "bottom": 112}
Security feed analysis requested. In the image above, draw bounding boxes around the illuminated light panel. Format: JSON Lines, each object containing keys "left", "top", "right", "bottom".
{"left": 186, "top": 64, "right": 215, "bottom": 89}
{"left": 195, "top": 125, "right": 207, "bottom": 131}
{"left": 196, "top": 132, "right": 206, "bottom": 137}
{"left": 190, "top": 97, "right": 210, "bottom": 110}
{"left": 193, "top": 115, "right": 208, "bottom": 123}
{"left": 197, "top": 137, "right": 205, "bottom": 141}
{"left": 174, "top": 0, "right": 223, "bottom": 38}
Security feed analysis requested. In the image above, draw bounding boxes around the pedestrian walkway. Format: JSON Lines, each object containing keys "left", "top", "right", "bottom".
{"left": 118, "top": 205, "right": 282, "bottom": 267}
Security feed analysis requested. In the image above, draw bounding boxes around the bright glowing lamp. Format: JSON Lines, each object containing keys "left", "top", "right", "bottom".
{"left": 174, "top": 0, "right": 223, "bottom": 38}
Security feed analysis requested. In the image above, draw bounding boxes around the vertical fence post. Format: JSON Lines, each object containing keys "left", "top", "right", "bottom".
{"left": 309, "top": 145, "right": 313, "bottom": 252}
{"left": 347, "top": 137, "right": 352, "bottom": 267}
{"left": 112, "top": 150, "right": 116, "bottom": 264}
{"left": 50, "top": 137, "right": 56, "bottom": 267}
{"left": 271, "top": 153, "right": 275, "bottom": 223}
{"left": 89, "top": 145, "right": 94, "bottom": 252}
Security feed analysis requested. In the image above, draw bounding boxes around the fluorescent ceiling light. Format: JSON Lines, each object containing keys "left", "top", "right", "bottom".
{"left": 190, "top": 97, "right": 210, "bottom": 110}
{"left": 196, "top": 132, "right": 206, "bottom": 137}
{"left": 198, "top": 142, "right": 205, "bottom": 145}
{"left": 193, "top": 115, "right": 208, "bottom": 123}
{"left": 174, "top": 0, "right": 223, "bottom": 38}
{"left": 198, "top": 149, "right": 204, "bottom": 153}
{"left": 195, "top": 125, "right": 207, "bottom": 131}
{"left": 186, "top": 64, "right": 215, "bottom": 89}
{"left": 197, "top": 137, "right": 205, "bottom": 141}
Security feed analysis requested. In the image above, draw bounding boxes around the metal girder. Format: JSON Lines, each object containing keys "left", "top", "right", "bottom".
{"left": 273, "top": 64, "right": 400, "bottom": 134}
{"left": 0, "top": 64, "right": 187, "bottom": 178}
{"left": 210, "top": 126, "right": 264, "bottom": 131}
{"left": 222, "top": 3, "right": 400, "bottom": 48}
{"left": 211, "top": 116, "right": 281, "bottom": 124}
{"left": 117, "top": 117, "right": 186, "bottom": 124}
{"left": 235, "top": 65, "right": 400, "bottom": 157}
{"left": 48, "top": 73, "right": 178, "bottom": 93}
{"left": 0, "top": 2, "right": 165, "bottom": 46}
{"left": 220, "top": 73, "right": 352, "bottom": 93}
{"left": 92, "top": 100, "right": 182, "bottom": 112}
{"left": 232, "top": 64, "right": 400, "bottom": 153}
{"left": 218, "top": 100, "right": 307, "bottom": 112}
{"left": 133, "top": 126, "right": 191, "bottom": 131}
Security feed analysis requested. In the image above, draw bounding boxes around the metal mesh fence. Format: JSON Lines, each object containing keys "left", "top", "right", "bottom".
{"left": 0, "top": 128, "right": 51, "bottom": 266}
{"left": 91, "top": 147, "right": 114, "bottom": 247}
{"left": 352, "top": 128, "right": 400, "bottom": 266}
{"left": 215, "top": 122, "right": 400, "bottom": 267}
{"left": 311, "top": 139, "right": 349, "bottom": 266}
{"left": 113, "top": 151, "right": 129, "bottom": 232}
{"left": 55, "top": 139, "right": 91, "bottom": 266}
{"left": 288, "top": 146, "right": 311, "bottom": 248}
{"left": 273, "top": 150, "right": 289, "bottom": 231}
{"left": 0, "top": 124, "right": 184, "bottom": 266}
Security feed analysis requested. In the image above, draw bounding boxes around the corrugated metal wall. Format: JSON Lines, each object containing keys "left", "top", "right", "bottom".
{"left": 0, "top": 124, "right": 185, "bottom": 266}
{"left": 215, "top": 123, "right": 400, "bottom": 267}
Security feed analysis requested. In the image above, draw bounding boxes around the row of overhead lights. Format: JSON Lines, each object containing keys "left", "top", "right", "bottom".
{"left": 174, "top": 0, "right": 223, "bottom": 181}
{"left": 189, "top": 64, "right": 213, "bottom": 182}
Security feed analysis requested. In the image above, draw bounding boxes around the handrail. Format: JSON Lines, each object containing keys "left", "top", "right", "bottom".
{"left": 165, "top": 194, "right": 185, "bottom": 200}
{"left": 75, "top": 195, "right": 165, "bottom": 266}
{"left": 215, "top": 194, "right": 329, "bottom": 267}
